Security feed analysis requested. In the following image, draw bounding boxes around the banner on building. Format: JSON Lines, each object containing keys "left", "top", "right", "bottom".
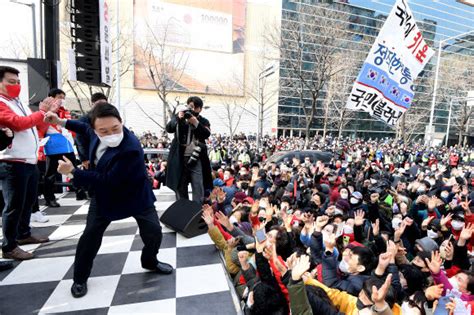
{"left": 99, "top": 0, "right": 112, "bottom": 86}
{"left": 346, "top": 0, "right": 434, "bottom": 126}
{"left": 133, "top": 0, "right": 246, "bottom": 96}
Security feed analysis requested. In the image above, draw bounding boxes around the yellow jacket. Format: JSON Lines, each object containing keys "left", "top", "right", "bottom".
{"left": 304, "top": 278, "right": 401, "bottom": 315}
{"left": 207, "top": 225, "right": 240, "bottom": 275}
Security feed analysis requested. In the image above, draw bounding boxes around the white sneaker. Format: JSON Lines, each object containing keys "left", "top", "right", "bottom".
{"left": 31, "top": 211, "right": 49, "bottom": 223}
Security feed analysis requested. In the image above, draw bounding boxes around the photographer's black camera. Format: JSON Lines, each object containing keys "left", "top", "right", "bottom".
{"left": 184, "top": 110, "right": 194, "bottom": 119}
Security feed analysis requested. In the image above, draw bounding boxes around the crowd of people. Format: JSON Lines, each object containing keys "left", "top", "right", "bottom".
{"left": 185, "top": 136, "right": 474, "bottom": 314}
{"left": 2, "top": 62, "right": 474, "bottom": 312}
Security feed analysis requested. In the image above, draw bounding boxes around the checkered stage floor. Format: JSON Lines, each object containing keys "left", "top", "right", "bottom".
{"left": 0, "top": 187, "right": 239, "bottom": 315}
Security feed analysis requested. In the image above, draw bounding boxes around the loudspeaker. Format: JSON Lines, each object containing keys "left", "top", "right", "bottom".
{"left": 70, "top": 0, "right": 102, "bottom": 85}
{"left": 160, "top": 199, "right": 207, "bottom": 238}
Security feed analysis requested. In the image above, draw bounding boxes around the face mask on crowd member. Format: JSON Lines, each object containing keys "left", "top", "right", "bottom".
{"left": 91, "top": 104, "right": 124, "bottom": 148}
{"left": 448, "top": 272, "right": 473, "bottom": 294}
{"left": 0, "top": 66, "right": 21, "bottom": 98}
{"left": 451, "top": 219, "right": 465, "bottom": 231}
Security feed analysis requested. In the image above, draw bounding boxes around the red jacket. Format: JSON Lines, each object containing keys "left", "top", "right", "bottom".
{"left": 0, "top": 95, "right": 48, "bottom": 133}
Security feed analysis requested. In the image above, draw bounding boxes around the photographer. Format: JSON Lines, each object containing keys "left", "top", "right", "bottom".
{"left": 165, "top": 96, "right": 212, "bottom": 203}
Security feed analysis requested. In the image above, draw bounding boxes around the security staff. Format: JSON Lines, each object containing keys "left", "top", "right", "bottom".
{"left": 45, "top": 103, "right": 172, "bottom": 298}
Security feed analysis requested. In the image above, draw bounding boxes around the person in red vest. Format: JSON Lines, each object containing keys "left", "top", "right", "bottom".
{"left": 0, "top": 65, "right": 60, "bottom": 260}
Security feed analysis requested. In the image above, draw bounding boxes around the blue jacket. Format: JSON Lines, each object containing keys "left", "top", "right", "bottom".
{"left": 65, "top": 120, "right": 156, "bottom": 220}
{"left": 44, "top": 132, "right": 74, "bottom": 155}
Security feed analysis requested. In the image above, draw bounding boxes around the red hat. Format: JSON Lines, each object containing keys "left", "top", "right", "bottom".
{"left": 243, "top": 197, "right": 255, "bottom": 205}
{"left": 347, "top": 241, "right": 365, "bottom": 249}
{"left": 234, "top": 192, "right": 247, "bottom": 204}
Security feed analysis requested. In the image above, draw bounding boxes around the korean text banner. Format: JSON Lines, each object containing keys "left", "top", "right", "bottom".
{"left": 346, "top": 0, "right": 434, "bottom": 126}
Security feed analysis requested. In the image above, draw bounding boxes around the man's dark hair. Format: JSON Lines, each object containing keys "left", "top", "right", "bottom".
{"left": 91, "top": 92, "right": 108, "bottom": 104}
{"left": 48, "top": 88, "right": 65, "bottom": 98}
{"left": 89, "top": 103, "right": 122, "bottom": 127}
{"left": 187, "top": 96, "right": 203, "bottom": 109}
{"left": 0, "top": 66, "right": 19, "bottom": 80}
{"left": 352, "top": 246, "right": 375, "bottom": 274}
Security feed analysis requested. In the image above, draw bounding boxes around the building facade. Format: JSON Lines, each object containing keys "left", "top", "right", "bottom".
{"left": 277, "top": 0, "right": 473, "bottom": 141}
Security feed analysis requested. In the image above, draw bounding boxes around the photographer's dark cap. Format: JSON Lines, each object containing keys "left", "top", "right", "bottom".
{"left": 258, "top": 169, "right": 266, "bottom": 178}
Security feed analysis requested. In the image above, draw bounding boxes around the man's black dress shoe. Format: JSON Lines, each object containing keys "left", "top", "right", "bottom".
{"left": 46, "top": 200, "right": 60, "bottom": 208}
{"left": 71, "top": 282, "right": 88, "bottom": 298}
{"left": 144, "top": 261, "right": 173, "bottom": 274}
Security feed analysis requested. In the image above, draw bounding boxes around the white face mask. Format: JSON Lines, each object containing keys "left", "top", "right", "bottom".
{"left": 370, "top": 179, "right": 377, "bottom": 185}
{"left": 427, "top": 229, "right": 438, "bottom": 239}
{"left": 392, "top": 217, "right": 402, "bottom": 230}
{"left": 98, "top": 132, "right": 124, "bottom": 148}
{"left": 343, "top": 225, "right": 354, "bottom": 234}
{"left": 229, "top": 215, "right": 238, "bottom": 225}
{"left": 350, "top": 197, "right": 359, "bottom": 205}
{"left": 339, "top": 259, "right": 350, "bottom": 274}
{"left": 340, "top": 192, "right": 349, "bottom": 200}
{"left": 223, "top": 174, "right": 230, "bottom": 181}
{"left": 335, "top": 209, "right": 344, "bottom": 216}
{"left": 449, "top": 277, "right": 460, "bottom": 290}
{"left": 441, "top": 191, "right": 450, "bottom": 199}
{"left": 451, "top": 220, "right": 465, "bottom": 231}
{"left": 417, "top": 187, "right": 426, "bottom": 194}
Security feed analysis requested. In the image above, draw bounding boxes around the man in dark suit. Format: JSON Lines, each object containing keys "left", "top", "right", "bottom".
{"left": 45, "top": 103, "right": 172, "bottom": 298}
{"left": 165, "top": 96, "right": 213, "bottom": 203}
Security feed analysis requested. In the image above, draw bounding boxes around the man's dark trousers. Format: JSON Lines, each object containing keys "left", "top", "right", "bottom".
{"left": 1, "top": 162, "right": 39, "bottom": 253}
{"left": 73, "top": 198, "right": 163, "bottom": 283}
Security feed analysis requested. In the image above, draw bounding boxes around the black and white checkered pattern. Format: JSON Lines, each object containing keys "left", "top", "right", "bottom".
{"left": 0, "top": 188, "right": 239, "bottom": 314}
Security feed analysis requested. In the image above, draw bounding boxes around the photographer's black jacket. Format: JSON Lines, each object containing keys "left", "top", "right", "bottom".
{"left": 165, "top": 114, "right": 213, "bottom": 192}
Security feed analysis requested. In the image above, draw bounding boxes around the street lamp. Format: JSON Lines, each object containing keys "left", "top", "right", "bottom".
{"left": 427, "top": 29, "right": 474, "bottom": 144}
{"left": 9, "top": 0, "right": 38, "bottom": 58}
{"left": 445, "top": 95, "right": 474, "bottom": 146}
{"left": 257, "top": 63, "right": 276, "bottom": 149}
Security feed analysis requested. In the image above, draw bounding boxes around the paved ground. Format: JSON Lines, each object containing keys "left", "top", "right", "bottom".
{"left": 0, "top": 187, "right": 238, "bottom": 315}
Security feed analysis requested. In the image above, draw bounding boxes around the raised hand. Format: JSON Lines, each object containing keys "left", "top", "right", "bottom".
{"left": 421, "top": 216, "right": 435, "bottom": 231}
{"left": 377, "top": 252, "right": 392, "bottom": 271}
{"left": 291, "top": 255, "right": 311, "bottom": 281}
{"left": 394, "top": 221, "right": 407, "bottom": 242}
{"left": 371, "top": 274, "right": 393, "bottom": 308}
{"left": 315, "top": 215, "right": 329, "bottom": 232}
{"left": 57, "top": 156, "right": 74, "bottom": 175}
{"left": 1, "top": 128, "right": 13, "bottom": 137}
{"left": 215, "top": 211, "right": 233, "bottom": 230}
{"left": 372, "top": 219, "right": 380, "bottom": 236}
{"left": 201, "top": 210, "right": 214, "bottom": 227}
{"left": 424, "top": 251, "right": 442, "bottom": 275}
{"left": 425, "top": 284, "right": 444, "bottom": 301}
{"left": 440, "top": 213, "right": 453, "bottom": 228}
{"left": 43, "top": 111, "right": 61, "bottom": 124}
{"left": 354, "top": 210, "right": 365, "bottom": 226}
{"left": 459, "top": 223, "right": 474, "bottom": 242}
{"left": 39, "top": 96, "right": 61, "bottom": 112}
{"left": 445, "top": 241, "right": 454, "bottom": 261}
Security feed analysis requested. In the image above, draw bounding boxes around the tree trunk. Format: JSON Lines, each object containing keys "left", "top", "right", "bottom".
{"left": 337, "top": 109, "right": 345, "bottom": 138}
{"left": 305, "top": 123, "right": 310, "bottom": 149}
{"left": 162, "top": 100, "right": 168, "bottom": 128}
{"left": 322, "top": 111, "right": 328, "bottom": 141}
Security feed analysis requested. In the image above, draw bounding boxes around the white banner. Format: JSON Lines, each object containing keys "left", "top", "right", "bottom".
{"left": 346, "top": 0, "right": 434, "bottom": 126}
{"left": 99, "top": 0, "right": 112, "bottom": 86}
{"left": 147, "top": 0, "right": 233, "bottom": 53}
